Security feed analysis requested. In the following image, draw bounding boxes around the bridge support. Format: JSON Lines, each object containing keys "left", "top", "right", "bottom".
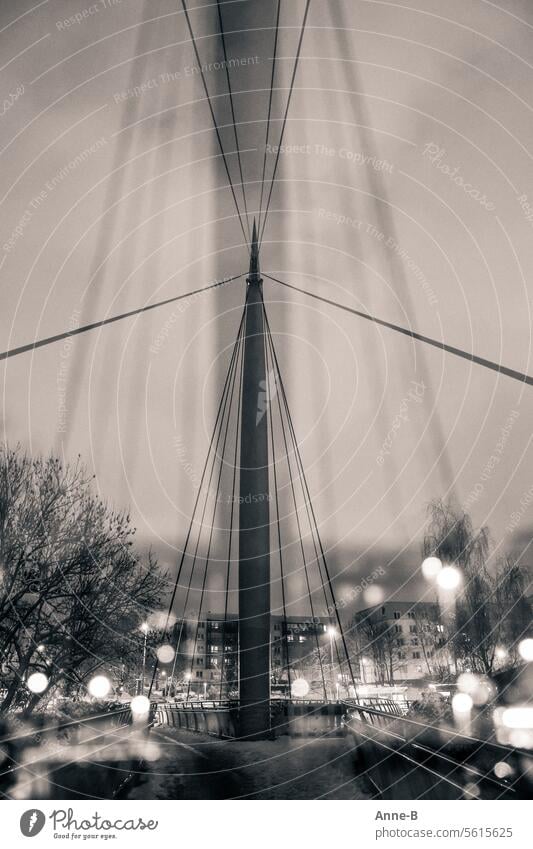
{"left": 238, "top": 221, "right": 271, "bottom": 739}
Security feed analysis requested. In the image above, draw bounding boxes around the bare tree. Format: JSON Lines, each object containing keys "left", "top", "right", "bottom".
{"left": 354, "top": 618, "right": 398, "bottom": 686}
{"left": 0, "top": 446, "right": 166, "bottom": 714}
{"left": 423, "top": 501, "right": 532, "bottom": 676}
{"left": 412, "top": 607, "right": 449, "bottom": 679}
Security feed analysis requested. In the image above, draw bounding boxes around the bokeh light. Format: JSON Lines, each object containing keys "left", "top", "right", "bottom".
{"left": 437, "top": 565, "right": 462, "bottom": 590}
{"left": 421, "top": 556, "right": 442, "bottom": 580}
{"left": 88, "top": 675, "right": 111, "bottom": 699}
{"left": 501, "top": 707, "right": 533, "bottom": 729}
{"left": 494, "top": 762, "right": 514, "bottom": 779}
{"left": 26, "top": 672, "right": 48, "bottom": 694}
{"left": 452, "top": 692, "right": 473, "bottom": 714}
{"left": 291, "top": 678, "right": 310, "bottom": 698}
{"left": 464, "top": 782, "right": 480, "bottom": 798}
{"left": 147, "top": 611, "right": 177, "bottom": 631}
{"left": 156, "top": 644, "right": 175, "bottom": 664}
{"left": 131, "top": 695, "right": 151, "bottom": 717}
{"left": 457, "top": 672, "right": 495, "bottom": 705}
{"left": 363, "top": 585, "right": 385, "bottom": 605}
{"left": 518, "top": 639, "right": 533, "bottom": 662}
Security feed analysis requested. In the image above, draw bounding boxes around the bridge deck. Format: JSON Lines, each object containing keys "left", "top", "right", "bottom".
{"left": 124, "top": 726, "right": 369, "bottom": 800}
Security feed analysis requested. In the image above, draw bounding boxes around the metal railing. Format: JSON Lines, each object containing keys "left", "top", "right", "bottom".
{"left": 343, "top": 700, "right": 533, "bottom": 800}
{"left": 0, "top": 704, "right": 152, "bottom": 799}
{"left": 155, "top": 701, "right": 237, "bottom": 737}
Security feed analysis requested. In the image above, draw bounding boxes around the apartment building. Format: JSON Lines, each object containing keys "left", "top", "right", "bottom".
{"left": 352, "top": 600, "right": 449, "bottom": 684}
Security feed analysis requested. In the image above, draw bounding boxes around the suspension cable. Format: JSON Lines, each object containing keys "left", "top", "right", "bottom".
{"left": 263, "top": 312, "right": 292, "bottom": 695}
{"left": 265, "top": 273, "right": 533, "bottom": 387}
{"left": 148, "top": 305, "right": 246, "bottom": 697}
{"left": 180, "top": 0, "right": 250, "bottom": 249}
{"left": 264, "top": 307, "right": 351, "bottom": 692}
{"left": 257, "top": 0, "right": 282, "bottom": 236}
{"left": 185, "top": 318, "right": 244, "bottom": 699}
{"left": 0, "top": 274, "right": 245, "bottom": 363}
{"left": 263, "top": 303, "right": 328, "bottom": 700}
{"left": 263, "top": 302, "right": 359, "bottom": 694}
{"left": 265, "top": 309, "right": 345, "bottom": 682}
{"left": 259, "top": 0, "right": 311, "bottom": 246}
{"left": 219, "top": 322, "right": 245, "bottom": 700}
{"left": 178, "top": 316, "right": 243, "bottom": 700}
{"left": 216, "top": 0, "right": 251, "bottom": 243}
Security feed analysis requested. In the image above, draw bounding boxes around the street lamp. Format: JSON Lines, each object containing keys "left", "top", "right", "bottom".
{"left": 327, "top": 625, "right": 337, "bottom": 701}
{"left": 140, "top": 622, "right": 149, "bottom": 695}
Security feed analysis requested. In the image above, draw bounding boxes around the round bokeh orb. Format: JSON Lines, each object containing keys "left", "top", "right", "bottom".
{"left": 27, "top": 672, "right": 48, "bottom": 694}
{"left": 291, "top": 678, "right": 310, "bottom": 698}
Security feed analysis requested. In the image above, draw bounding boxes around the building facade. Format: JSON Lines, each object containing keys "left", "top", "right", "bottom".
{"left": 352, "top": 600, "right": 449, "bottom": 685}
{"left": 168, "top": 613, "right": 333, "bottom": 696}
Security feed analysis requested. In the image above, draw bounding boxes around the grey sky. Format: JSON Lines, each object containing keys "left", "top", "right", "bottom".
{"left": 1, "top": 0, "right": 533, "bottom": 611}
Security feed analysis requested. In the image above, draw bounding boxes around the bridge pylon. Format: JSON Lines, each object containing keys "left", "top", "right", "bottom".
{"left": 238, "top": 221, "right": 271, "bottom": 739}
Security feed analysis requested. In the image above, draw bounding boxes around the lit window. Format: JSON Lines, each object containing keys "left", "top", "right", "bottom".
{"left": 299, "top": 636, "right": 305, "bottom": 643}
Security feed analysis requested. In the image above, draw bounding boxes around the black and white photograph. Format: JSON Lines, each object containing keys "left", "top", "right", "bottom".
{"left": 0, "top": 0, "right": 532, "bottom": 844}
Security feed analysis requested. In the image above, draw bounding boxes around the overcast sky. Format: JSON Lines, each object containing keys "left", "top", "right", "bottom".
{"left": 1, "top": 0, "right": 533, "bottom": 613}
